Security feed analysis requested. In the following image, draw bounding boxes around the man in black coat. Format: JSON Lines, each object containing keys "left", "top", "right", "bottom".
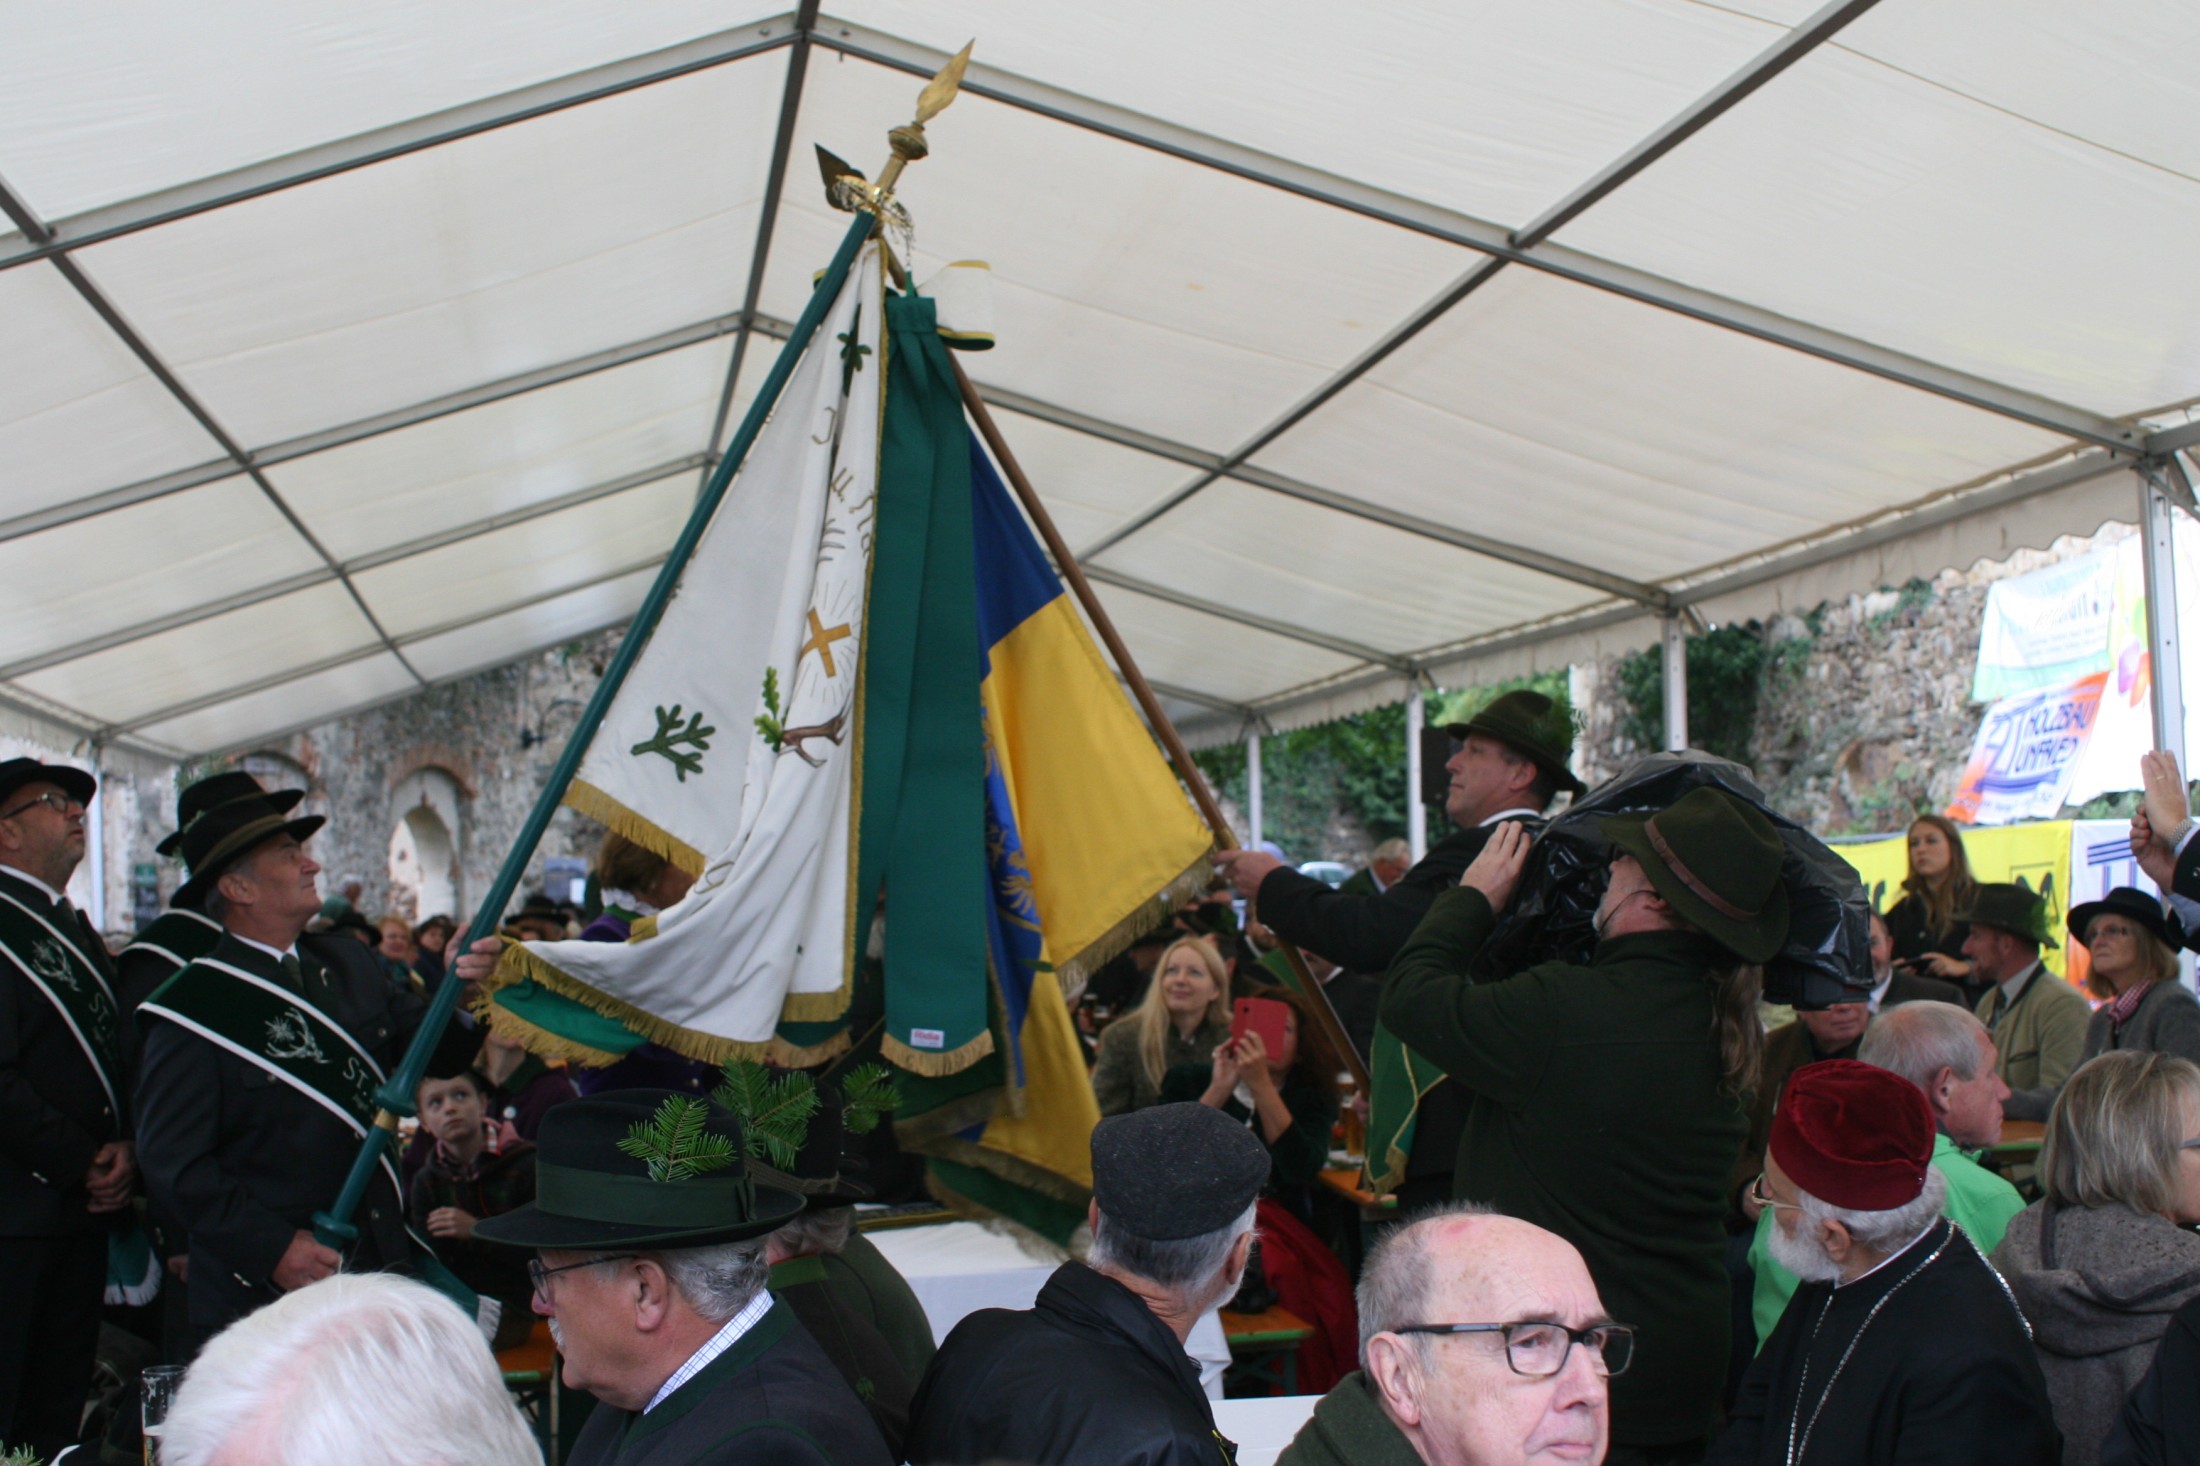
{"left": 473, "top": 1089, "right": 891, "bottom": 1466}
{"left": 1213, "top": 689, "right": 1583, "bottom": 1209}
{"left": 134, "top": 789, "right": 427, "bottom": 1347}
{"left": 904, "top": 1104, "right": 1270, "bottom": 1466}
{"left": 1713, "top": 1060, "right": 2059, "bottom": 1466}
{"left": 1865, "top": 908, "right": 1965, "bottom": 1012}
{"left": 0, "top": 757, "right": 134, "bottom": 1456}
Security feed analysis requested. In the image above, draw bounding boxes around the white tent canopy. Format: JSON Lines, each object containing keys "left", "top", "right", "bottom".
{"left": 4, "top": 0, "right": 2198, "bottom": 760}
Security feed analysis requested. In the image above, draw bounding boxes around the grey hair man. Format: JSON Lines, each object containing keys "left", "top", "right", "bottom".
{"left": 1280, "top": 1203, "right": 1619, "bottom": 1466}
{"left": 1715, "top": 1060, "right": 2058, "bottom": 1465}
{"left": 158, "top": 1272, "right": 539, "bottom": 1466}
{"left": 904, "top": 1103, "right": 1270, "bottom": 1466}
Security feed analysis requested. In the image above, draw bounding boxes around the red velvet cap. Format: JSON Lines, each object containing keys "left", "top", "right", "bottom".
{"left": 1768, "top": 1059, "right": 1934, "bottom": 1211}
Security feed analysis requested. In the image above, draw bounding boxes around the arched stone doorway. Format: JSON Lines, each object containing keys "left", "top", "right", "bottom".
{"left": 388, "top": 768, "right": 462, "bottom": 923}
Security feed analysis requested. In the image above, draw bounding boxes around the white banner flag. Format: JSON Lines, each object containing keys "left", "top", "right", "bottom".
{"left": 515, "top": 243, "right": 885, "bottom": 1050}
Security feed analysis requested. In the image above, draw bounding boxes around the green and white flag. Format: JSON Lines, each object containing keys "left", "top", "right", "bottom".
{"left": 497, "top": 242, "right": 887, "bottom": 1060}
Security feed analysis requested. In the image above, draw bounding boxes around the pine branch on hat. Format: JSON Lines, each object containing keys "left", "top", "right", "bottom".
{"left": 712, "top": 1061, "right": 820, "bottom": 1169}
{"left": 616, "top": 1095, "right": 738, "bottom": 1183}
{"left": 840, "top": 1063, "right": 902, "bottom": 1134}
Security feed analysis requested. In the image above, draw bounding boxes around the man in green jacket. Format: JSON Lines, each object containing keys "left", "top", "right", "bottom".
{"left": 1962, "top": 883, "right": 2089, "bottom": 1120}
{"left": 1278, "top": 1204, "right": 1619, "bottom": 1466}
{"left": 1744, "top": 999, "right": 2025, "bottom": 1349}
{"left": 1381, "top": 786, "right": 1788, "bottom": 1464}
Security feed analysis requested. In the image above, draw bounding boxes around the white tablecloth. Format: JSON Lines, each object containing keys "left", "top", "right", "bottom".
{"left": 865, "top": 1219, "right": 1232, "bottom": 1398}
{"left": 1212, "top": 1395, "right": 1321, "bottom": 1466}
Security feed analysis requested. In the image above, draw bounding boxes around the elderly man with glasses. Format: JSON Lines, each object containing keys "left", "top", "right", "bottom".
{"left": 0, "top": 757, "right": 132, "bottom": 1457}
{"left": 1713, "top": 1060, "right": 2059, "bottom": 1465}
{"left": 1279, "top": 1204, "right": 1620, "bottom": 1466}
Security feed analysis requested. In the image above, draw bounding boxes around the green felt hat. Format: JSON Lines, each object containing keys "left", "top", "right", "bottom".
{"left": 157, "top": 771, "right": 303, "bottom": 858}
{"left": 171, "top": 791, "right": 326, "bottom": 912}
{"left": 472, "top": 1089, "right": 805, "bottom": 1251}
{"left": 1445, "top": 690, "right": 1587, "bottom": 798}
{"left": 1956, "top": 882, "right": 2059, "bottom": 950}
{"left": 1600, "top": 786, "right": 1790, "bottom": 963}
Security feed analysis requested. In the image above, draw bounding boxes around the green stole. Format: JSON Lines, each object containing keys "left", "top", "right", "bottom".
{"left": 0, "top": 877, "right": 125, "bottom": 1119}
{"left": 121, "top": 906, "right": 224, "bottom": 976}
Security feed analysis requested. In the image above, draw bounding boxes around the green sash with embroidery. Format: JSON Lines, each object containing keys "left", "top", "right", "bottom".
{"left": 140, "top": 953, "right": 500, "bottom": 1336}
{"left": 0, "top": 884, "right": 125, "bottom": 1117}
{"left": 120, "top": 907, "right": 225, "bottom": 979}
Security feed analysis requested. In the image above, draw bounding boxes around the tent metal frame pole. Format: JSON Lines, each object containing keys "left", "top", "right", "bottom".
{"left": 0, "top": 172, "right": 430, "bottom": 691}
{"left": 816, "top": 20, "right": 2133, "bottom": 454}
{"left": 0, "top": 455, "right": 705, "bottom": 681}
{"left": 700, "top": 0, "right": 822, "bottom": 483}
{"left": 1662, "top": 613, "right": 1690, "bottom": 752}
{"left": 1081, "top": 0, "right": 1887, "bottom": 563}
{"left": 1246, "top": 732, "right": 1264, "bottom": 849}
{"left": 2140, "top": 464, "right": 2187, "bottom": 762}
{"left": 1406, "top": 683, "right": 1428, "bottom": 865}
{"left": 1082, "top": 565, "right": 1413, "bottom": 670}
{"left": 1142, "top": 678, "right": 1253, "bottom": 720}
{"left": 0, "top": 18, "right": 804, "bottom": 272}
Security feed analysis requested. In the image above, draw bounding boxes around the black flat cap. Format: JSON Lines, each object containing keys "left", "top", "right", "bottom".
{"left": 0, "top": 757, "right": 95, "bottom": 810}
{"left": 1092, "top": 1103, "right": 1270, "bottom": 1241}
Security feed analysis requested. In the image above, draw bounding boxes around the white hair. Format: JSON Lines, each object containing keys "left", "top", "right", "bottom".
{"left": 160, "top": 1272, "right": 540, "bottom": 1466}
{"left": 1089, "top": 1200, "right": 1258, "bottom": 1314}
{"left": 657, "top": 1240, "right": 769, "bottom": 1324}
{"left": 1785, "top": 1167, "right": 1951, "bottom": 1281}
{"left": 1859, "top": 1001, "right": 1986, "bottom": 1092}
{"left": 769, "top": 1205, "right": 855, "bottom": 1260}
{"left": 1355, "top": 1201, "right": 1498, "bottom": 1365}
{"left": 1370, "top": 838, "right": 1411, "bottom": 865}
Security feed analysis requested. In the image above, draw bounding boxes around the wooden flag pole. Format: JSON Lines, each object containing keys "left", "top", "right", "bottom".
{"left": 950, "top": 357, "right": 1371, "bottom": 1094}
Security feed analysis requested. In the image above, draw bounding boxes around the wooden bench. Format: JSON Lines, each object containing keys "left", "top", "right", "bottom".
{"left": 1221, "top": 1304, "right": 1315, "bottom": 1395}
{"left": 497, "top": 1321, "right": 563, "bottom": 1465}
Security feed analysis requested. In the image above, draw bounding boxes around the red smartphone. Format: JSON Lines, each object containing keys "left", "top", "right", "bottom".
{"left": 1231, "top": 996, "right": 1291, "bottom": 1056}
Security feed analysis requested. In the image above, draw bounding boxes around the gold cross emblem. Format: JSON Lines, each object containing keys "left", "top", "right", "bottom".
{"left": 800, "top": 609, "right": 853, "bottom": 678}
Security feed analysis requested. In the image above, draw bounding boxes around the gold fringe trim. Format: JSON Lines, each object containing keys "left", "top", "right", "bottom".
{"left": 483, "top": 941, "right": 846, "bottom": 1068}
{"left": 471, "top": 991, "right": 630, "bottom": 1070}
{"left": 915, "top": 1133, "right": 1091, "bottom": 1208}
{"left": 780, "top": 979, "right": 853, "bottom": 1024}
{"left": 882, "top": 1026, "right": 995, "bottom": 1078}
{"left": 925, "top": 1171, "right": 1082, "bottom": 1259}
{"left": 564, "top": 779, "right": 707, "bottom": 876}
{"left": 1048, "top": 848, "right": 1215, "bottom": 1001}
{"left": 892, "top": 1089, "right": 1002, "bottom": 1151}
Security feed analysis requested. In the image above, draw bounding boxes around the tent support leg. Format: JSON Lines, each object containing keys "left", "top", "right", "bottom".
{"left": 1662, "top": 613, "right": 1690, "bottom": 752}
{"left": 1247, "top": 732, "right": 1264, "bottom": 849}
{"left": 1407, "top": 684, "right": 1427, "bottom": 864}
{"left": 2140, "top": 466, "right": 2187, "bottom": 762}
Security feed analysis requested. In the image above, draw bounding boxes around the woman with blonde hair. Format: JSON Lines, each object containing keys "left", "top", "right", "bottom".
{"left": 1090, "top": 935, "right": 1230, "bottom": 1116}
{"left": 1884, "top": 812, "right": 1985, "bottom": 1002}
{"left": 2069, "top": 887, "right": 2200, "bottom": 1069}
{"left": 1992, "top": 1050, "right": 2200, "bottom": 1466}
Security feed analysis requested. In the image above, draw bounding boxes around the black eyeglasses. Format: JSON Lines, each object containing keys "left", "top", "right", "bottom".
{"left": 527, "top": 1253, "right": 637, "bottom": 1301}
{"left": 0, "top": 791, "right": 83, "bottom": 821}
{"left": 1392, "top": 1320, "right": 1635, "bottom": 1378}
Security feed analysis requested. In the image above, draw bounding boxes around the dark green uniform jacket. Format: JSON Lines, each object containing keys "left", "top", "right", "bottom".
{"left": 769, "top": 1253, "right": 912, "bottom": 1459}
{"left": 568, "top": 1297, "right": 893, "bottom": 1466}
{"left": 823, "top": 1231, "right": 936, "bottom": 1383}
{"left": 1274, "top": 1372, "right": 1422, "bottom": 1466}
{"left": 1381, "top": 887, "right": 1747, "bottom": 1450}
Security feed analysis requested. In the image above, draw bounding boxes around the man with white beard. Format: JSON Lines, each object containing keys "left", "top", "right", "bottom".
{"left": 1712, "top": 1060, "right": 2059, "bottom": 1465}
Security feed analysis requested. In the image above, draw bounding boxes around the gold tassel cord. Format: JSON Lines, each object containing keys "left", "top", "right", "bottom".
{"left": 1046, "top": 849, "right": 1216, "bottom": 1000}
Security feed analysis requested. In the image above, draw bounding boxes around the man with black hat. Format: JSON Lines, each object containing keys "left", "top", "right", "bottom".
{"left": 0, "top": 756, "right": 132, "bottom": 1457}
{"left": 1382, "top": 785, "right": 1785, "bottom": 1464}
{"left": 1712, "top": 1060, "right": 2059, "bottom": 1464}
{"left": 1962, "top": 882, "right": 2089, "bottom": 1120}
{"left": 471, "top": 1088, "right": 892, "bottom": 1466}
{"left": 134, "top": 786, "right": 433, "bottom": 1345}
{"left": 1213, "top": 689, "right": 1585, "bottom": 1209}
{"left": 116, "top": 770, "right": 308, "bottom": 1050}
{"left": 904, "top": 1102, "right": 1268, "bottom": 1466}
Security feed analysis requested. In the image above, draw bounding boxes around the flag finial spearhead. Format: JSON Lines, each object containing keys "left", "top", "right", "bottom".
{"left": 869, "top": 40, "right": 976, "bottom": 208}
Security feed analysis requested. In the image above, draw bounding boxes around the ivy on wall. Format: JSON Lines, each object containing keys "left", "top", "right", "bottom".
{"left": 1615, "top": 622, "right": 1784, "bottom": 767}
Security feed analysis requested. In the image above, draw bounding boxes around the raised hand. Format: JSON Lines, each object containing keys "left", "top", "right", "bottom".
{"left": 2141, "top": 751, "right": 2192, "bottom": 849}
{"left": 1459, "top": 819, "right": 1533, "bottom": 914}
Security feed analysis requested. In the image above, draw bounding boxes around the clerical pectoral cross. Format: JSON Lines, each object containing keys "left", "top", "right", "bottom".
{"left": 799, "top": 608, "right": 853, "bottom": 679}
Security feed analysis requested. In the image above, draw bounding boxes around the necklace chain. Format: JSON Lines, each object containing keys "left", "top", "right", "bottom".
{"left": 1783, "top": 1226, "right": 1953, "bottom": 1466}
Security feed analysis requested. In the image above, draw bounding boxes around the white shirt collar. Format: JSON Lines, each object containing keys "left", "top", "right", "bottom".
{"left": 1998, "top": 959, "right": 2042, "bottom": 1007}
{"left": 1866, "top": 968, "right": 1894, "bottom": 1012}
{"left": 233, "top": 933, "right": 299, "bottom": 963}
{"left": 0, "top": 863, "right": 65, "bottom": 906}
{"left": 645, "top": 1288, "right": 774, "bottom": 1413}
{"left": 1478, "top": 807, "right": 1541, "bottom": 828}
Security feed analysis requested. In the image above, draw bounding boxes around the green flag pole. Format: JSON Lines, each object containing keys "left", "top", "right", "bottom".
{"left": 312, "top": 207, "right": 879, "bottom": 1251}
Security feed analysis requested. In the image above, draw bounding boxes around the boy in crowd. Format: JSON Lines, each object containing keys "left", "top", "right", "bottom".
{"left": 407, "top": 1065, "right": 538, "bottom": 1349}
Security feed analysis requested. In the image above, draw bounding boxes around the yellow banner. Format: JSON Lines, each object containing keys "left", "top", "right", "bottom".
{"left": 1833, "top": 821, "right": 2072, "bottom": 979}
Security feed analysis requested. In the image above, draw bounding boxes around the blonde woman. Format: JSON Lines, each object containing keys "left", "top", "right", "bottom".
{"left": 2068, "top": 887, "right": 2200, "bottom": 1068}
{"left": 1090, "top": 936, "right": 1230, "bottom": 1116}
{"left": 1992, "top": 1051, "right": 2200, "bottom": 1466}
